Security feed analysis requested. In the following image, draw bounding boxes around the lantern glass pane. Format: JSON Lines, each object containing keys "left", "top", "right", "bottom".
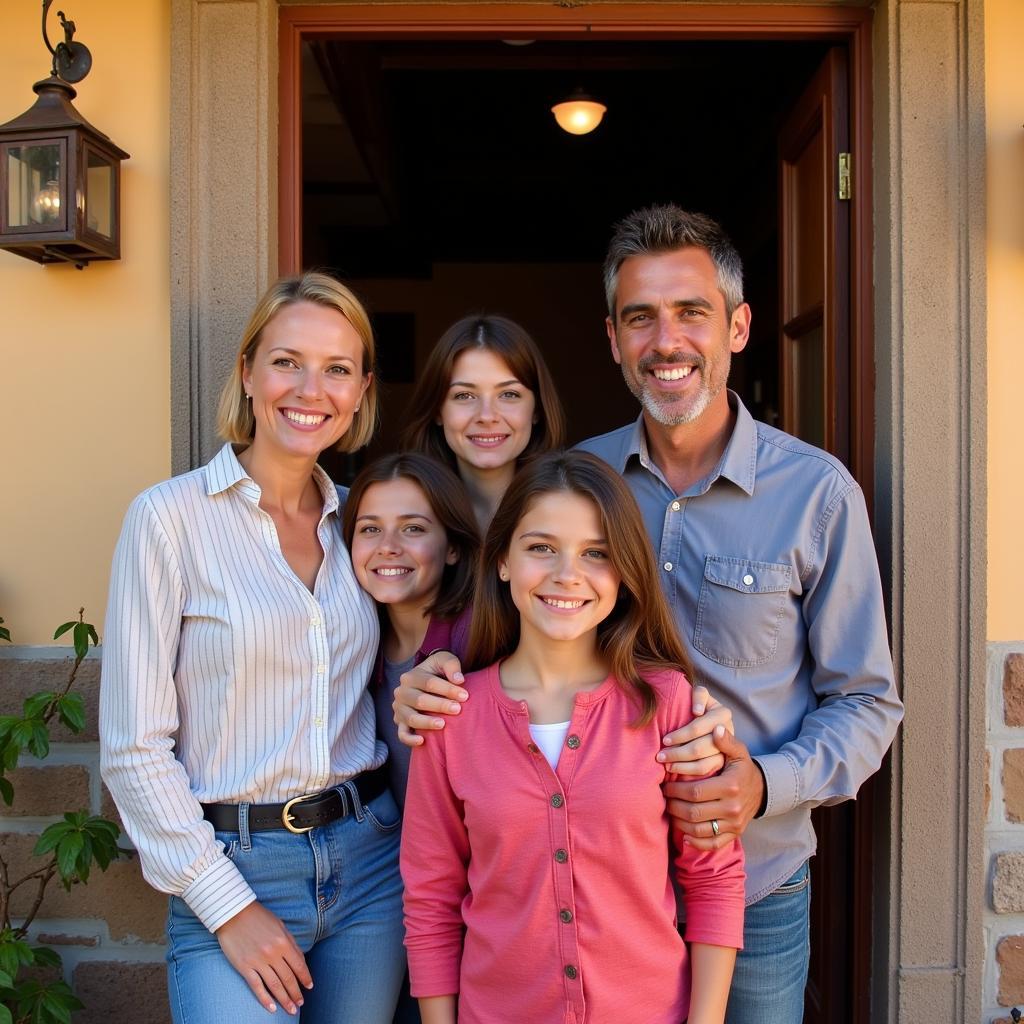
{"left": 85, "top": 150, "right": 113, "bottom": 238}
{"left": 7, "top": 143, "right": 62, "bottom": 228}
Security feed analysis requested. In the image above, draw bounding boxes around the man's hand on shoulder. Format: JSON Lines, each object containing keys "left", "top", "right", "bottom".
{"left": 393, "top": 651, "right": 468, "bottom": 747}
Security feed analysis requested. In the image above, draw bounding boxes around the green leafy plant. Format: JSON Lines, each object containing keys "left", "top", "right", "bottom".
{"left": 0, "top": 611, "right": 127, "bottom": 1024}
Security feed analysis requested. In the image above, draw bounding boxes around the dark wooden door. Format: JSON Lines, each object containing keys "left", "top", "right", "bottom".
{"left": 778, "top": 46, "right": 867, "bottom": 1024}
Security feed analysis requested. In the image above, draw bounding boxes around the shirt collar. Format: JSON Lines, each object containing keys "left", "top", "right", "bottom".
{"left": 623, "top": 391, "right": 758, "bottom": 497}
{"left": 204, "top": 443, "right": 341, "bottom": 514}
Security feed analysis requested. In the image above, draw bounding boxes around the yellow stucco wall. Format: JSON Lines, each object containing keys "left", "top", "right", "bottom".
{"left": 0, "top": 1, "right": 170, "bottom": 644}
{"left": 986, "top": 0, "right": 1024, "bottom": 641}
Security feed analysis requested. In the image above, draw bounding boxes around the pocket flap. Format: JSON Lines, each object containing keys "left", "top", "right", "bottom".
{"left": 702, "top": 555, "right": 792, "bottom": 594}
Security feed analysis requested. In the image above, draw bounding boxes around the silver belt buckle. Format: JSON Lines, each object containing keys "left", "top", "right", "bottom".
{"left": 281, "top": 792, "right": 318, "bottom": 834}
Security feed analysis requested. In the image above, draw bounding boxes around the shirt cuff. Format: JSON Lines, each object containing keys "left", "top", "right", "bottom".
{"left": 753, "top": 751, "right": 801, "bottom": 817}
{"left": 180, "top": 854, "right": 258, "bottom": 932}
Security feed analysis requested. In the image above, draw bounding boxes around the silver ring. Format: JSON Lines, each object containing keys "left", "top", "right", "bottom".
{"left": 710, "top": 818, "right": 720, "bottom": 837}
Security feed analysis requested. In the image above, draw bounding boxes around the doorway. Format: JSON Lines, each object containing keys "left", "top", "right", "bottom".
{"left": 280, "top": 9, "right": 875, "bottom": 1022}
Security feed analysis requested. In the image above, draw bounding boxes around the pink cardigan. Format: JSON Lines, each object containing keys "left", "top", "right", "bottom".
{"left": 401, "top": 662, "right": 745, "bottom": 1024}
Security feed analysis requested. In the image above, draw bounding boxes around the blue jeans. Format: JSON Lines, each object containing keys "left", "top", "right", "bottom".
{"left": 725, "top": 862, "right": 811, "bottom": 1024}
{"left": 166, "top": 787, "right": 406, "bottom": 1024}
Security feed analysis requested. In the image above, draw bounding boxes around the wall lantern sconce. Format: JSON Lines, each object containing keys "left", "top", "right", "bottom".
{"left": 0, "top": 1, "right": 129, "bottom": 268}
{"left": 551, "top": 89, "right": 607, "bottom": 136}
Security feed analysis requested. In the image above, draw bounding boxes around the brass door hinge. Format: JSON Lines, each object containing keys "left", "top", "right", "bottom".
{"left": 838, "top": 152, "right": 852, "bottom": 201}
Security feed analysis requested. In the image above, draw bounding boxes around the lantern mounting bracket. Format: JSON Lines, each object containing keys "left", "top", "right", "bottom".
{"left": 41, "top": 0, "right": 92, "bottom": 85}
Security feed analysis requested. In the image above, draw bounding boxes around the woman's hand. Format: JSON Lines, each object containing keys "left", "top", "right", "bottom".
{"left": 216, "top": 901, "right": 312, "bottom": 1014}
{"left": 393, "top": 651, "right": 468, "bottom": 747}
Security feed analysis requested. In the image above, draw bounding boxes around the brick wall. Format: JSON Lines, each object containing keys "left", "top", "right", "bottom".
{"left": 986, "top": 646, "right": 1024, "bottom": 1021}
{"left": 0, "top": 651, "right": 169, "bottom": 1023}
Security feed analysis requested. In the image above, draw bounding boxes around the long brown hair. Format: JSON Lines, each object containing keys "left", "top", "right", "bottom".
{"left": 467, "top": 451, "right": 694, "bottom": 725}
{"left": 400, "top": 315, "right": 566, "bottom": 470}
{"left": 342, "top": 453, "right": 480, "bottom": 621}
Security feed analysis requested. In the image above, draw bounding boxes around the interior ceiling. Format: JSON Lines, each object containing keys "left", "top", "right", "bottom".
{"left": 301, "top": 38, "right": 831, "bottom": 276}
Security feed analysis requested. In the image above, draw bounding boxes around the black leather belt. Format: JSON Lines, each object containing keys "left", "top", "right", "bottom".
{"left": 201, "top": 766, "right": 389, "bottom": 834}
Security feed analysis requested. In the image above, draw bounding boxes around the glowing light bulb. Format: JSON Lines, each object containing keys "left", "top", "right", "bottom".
{"left": 551, "top": 95, "right": 607, "bottom": 136}
{"left": 31, "top": 180, "right": 61, "bottom": 223}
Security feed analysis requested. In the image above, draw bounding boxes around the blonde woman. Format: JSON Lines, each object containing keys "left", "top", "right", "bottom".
{"left": 101, "top": 273, "right": 404, "bottom": 1022}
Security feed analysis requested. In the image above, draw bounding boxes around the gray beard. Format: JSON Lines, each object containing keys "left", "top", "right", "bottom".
{"left": 620, "top": 360, "right": 726, "bottom": 427}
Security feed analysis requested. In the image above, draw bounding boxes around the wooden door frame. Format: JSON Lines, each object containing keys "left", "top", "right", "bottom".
{"left": 278, "top": 2, "right": 875, "bottom": 496}
{"left": 279, "top": 11, "right": 875, "bottom": 1018}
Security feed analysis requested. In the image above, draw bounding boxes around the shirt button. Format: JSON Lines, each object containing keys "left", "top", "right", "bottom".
{"left": 566, "top": 735, "right": 581, "bottom": 750}
{"left": 313, "top": 716, "right": 323, "bottom": 727}
{"left": 564, "top": 965, "right": 578, "bottom": 980}
{"left": 554, "top": 849, "right": 568, "bottom": 863}
{"left": 315, "top": 664, "right": 326, "bottom": 674}
{"left": 743, "top": 573, "right": 754, "bottom": 587}
{"left": 664, "top": 561, "right": 673, "bottom": 572}
{"left": 671, "top": 501, "right": 681, "bottom": 511}
{"left": 310, "top": 615, "right": 321, "bottom": 626}
{"left": 559, "top": 908, "right": 573, "bottom": 923}
{"left": 551, "top": 794, "right": 564, "bottom": 808}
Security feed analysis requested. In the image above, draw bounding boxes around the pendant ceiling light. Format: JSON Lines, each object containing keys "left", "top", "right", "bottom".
{"left": 551, "top": 89, "right": 607, "bottom": 136}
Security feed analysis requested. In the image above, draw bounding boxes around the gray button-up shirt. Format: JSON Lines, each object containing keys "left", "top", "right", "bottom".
{"left": 577, "top": 394, "right": 903, "bottom": 904}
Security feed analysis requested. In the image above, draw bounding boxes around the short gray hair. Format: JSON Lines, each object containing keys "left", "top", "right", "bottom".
{"left": 603, "top": 205, "right": 744, "bottom": 319}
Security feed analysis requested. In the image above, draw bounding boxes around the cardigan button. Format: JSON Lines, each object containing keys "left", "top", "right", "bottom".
{"left": 566, "top": 735, "right": 581, "bottom": 749}
{"left": 559, "top": 909, "right": 573, "bottom": 923}
{"left": 527, "top": 743, "right": 539, "bottom": 754}
{"left": 564, "top": 965, "right": 578, "bottom": 980}
{"left": 551, "top": 794, "right": 564, "bottom": 808}
{"left": 554, "top": 849, "right": 568, "bottom": 863}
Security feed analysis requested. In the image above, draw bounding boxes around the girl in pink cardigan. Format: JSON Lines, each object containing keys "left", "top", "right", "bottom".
{"left": 401, "top": 451, "right": 745, "bottom": 1024}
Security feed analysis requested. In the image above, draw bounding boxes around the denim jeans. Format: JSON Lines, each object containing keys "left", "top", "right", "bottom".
{"left": 725, "top": 862, "right": 811, "bottom": 1024}
{"left": 166, "top": 787, "right": 406, "bottom": 1024}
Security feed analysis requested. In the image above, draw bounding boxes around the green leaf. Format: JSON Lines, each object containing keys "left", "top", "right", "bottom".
{"left": 33, "top": 823, "right": 72, "bottom": 857}
{"left": 1, "top": 742, "right": 19, "bottom": 772}
{"left": 0, "top": 719, "right": 17, "bottom": 743}
{"left": 71, "top": 623, "right": 88, "bottom": 662}
{"left": 86, "top": 625, "right": 99, "bottom": 647}
{"left": 10, "top": 722, "right": 33, "bottom": 749}
{"left": 0, "top": 778, "right": 13, "bottom": 808}
{"left": 55, "top": 832, "right": 84, "bottom": 882}
{"left": 21, "top": 694, "right": 52, "bottom": 721}
{"left": 83, "top": 817, "right": 119, "bottom": 840}
{"left": 62, "top": 811, "right": 87, "bottom": 828}
{"left": 0, "top": 966, "right": 13, "bottom": 989}
{"left": 28, "top": 950, "right": 59, "bottom": 972}
{"left": 51, "top": 623, "right": 75, "bottom": 641}
{"left": 0, "top": 936, "right": 34, "bottom": 977}
{"left": 0, "top": 625, "right": 10, "bottom": 644}
{"left": 0, "top": 1004, "right": 11, "bottom": 1024}
{"left": 54, "top": 695, "right": 84, "bottom": 735}
{"left": 26, "top": 723, "right": 48, "bottom": 761}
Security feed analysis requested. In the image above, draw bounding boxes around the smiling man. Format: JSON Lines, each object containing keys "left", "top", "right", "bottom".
{"left": 575, "top": 205, "right": 903, "bottom": 1023}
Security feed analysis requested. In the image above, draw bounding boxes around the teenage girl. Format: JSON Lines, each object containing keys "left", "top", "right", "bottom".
{"left": 401, "top": 451, "right": 745, "bottom": 1024}
{"left": 401, "top": 315, "right": 566, "bottom": 531}
{"left": 342, "top": 452, "right": 479, "bottom": 810}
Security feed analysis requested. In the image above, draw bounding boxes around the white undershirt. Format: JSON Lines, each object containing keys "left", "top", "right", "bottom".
{"left": 528, "top": 721, "right": 571, "bottom": 770}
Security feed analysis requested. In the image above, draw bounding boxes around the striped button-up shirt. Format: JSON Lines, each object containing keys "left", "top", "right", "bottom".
{"left": 100, "top": 444, "right": 382, "bottom": 931}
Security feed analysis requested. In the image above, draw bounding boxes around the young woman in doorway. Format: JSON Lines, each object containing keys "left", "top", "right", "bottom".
{"left": 400, "top": 315, "right": 566, "bottom": 531}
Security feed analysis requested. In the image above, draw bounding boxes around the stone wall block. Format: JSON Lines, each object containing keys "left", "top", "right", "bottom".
{"left": 1005, "top": 750, "right": 1024, "bottom": 822}
{"left": 72, "top": 962, "right": 169, "bottom": 1023}
{"left": 3, "top": 766, "right": 91, "bottom": 818}
{"left": 1005, "top": 654, "right": 1024, "bottom": 727}
{"left": 0, "top": 658, "right": 100, "bottom": 742}
{"left": 0, "top": 834, "right": 164, "bottom": 942}
{"left": 998, "top": 935, "right": 1024, "bottom": 1006}
{"left": 993, "top": 852, "right": 1024, "bottom": 913}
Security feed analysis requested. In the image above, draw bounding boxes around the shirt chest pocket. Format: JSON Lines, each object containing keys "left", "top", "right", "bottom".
{"left": 693, "top": 556, "right": 793, "bottom": 668}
